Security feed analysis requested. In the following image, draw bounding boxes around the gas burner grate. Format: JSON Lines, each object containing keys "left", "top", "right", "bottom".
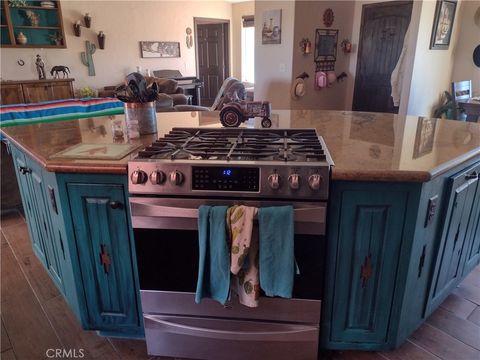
{"left": 135, "top": 128, "right": 327, "bottom": 162}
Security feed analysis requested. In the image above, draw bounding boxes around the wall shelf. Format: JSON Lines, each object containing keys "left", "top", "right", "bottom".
{"left": 1, "top": 0, "right": 66, "bottom": 48}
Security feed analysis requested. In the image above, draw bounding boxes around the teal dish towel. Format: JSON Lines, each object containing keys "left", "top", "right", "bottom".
{"left": 195, "top": 205, "right": 230, "bottom": 305}
{"left": 258, "top": 206, "right": 295, "bottom": 298}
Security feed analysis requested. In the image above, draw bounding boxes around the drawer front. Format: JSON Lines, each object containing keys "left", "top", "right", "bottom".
{"left": 144, "top": 315, "right": 318, "bottom": 360}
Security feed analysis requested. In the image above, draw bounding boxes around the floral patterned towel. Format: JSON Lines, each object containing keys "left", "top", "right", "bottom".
{"left": 227, "top": 205, "right": 259, "bottom": 307}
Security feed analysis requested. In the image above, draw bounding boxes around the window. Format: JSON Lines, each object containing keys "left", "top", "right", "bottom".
{"left": 241, "top": 16, "right": 254, "bottom": 84}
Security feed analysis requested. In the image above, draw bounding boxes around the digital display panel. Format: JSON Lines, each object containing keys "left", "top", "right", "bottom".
{"left": 192, "top": 166, "right": 259, "bottom": 192}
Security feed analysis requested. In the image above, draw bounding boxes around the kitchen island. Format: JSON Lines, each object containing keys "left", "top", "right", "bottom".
{"left": 1, "top": 110, "right": 479, "bottom": 350}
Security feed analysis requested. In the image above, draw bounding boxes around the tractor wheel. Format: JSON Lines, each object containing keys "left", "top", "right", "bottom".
{"left": 220, "top": 108, "right": 243, "bottom": 127}
{"left": 261, "top": 118, "right": 272, "bottom": 128}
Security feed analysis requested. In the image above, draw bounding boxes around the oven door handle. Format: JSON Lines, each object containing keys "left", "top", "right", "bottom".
{"left": 144, "top": 314, "right": 318, "bottom": 342}
{"left": 129, "top": 200, "right": 326, "bottom": 224}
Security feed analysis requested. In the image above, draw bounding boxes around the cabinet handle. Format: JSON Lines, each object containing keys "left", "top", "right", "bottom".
{"left": 19, "top": 166, "right": 32, "bottom": 175}
{"left": 99, "top": 244, "right": 111, "bottom": 274}
{"left": 109, "top": 201, "right": 122, "bottom": 209}
{"left": 465, "top": 171, "right": 478, "bottom": 180}
{"left": 418, "top": 245, "right": 426, "bottom": 278}
{"left": 360, "top": 254, "right": 373, "bottom": 288}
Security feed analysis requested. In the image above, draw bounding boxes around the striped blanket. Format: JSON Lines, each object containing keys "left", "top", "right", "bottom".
{"left": 0, "top": 98, "right": 124, "bottom": 127}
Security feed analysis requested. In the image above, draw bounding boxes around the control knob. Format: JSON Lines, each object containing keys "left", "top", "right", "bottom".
{"left": 150, "top": 170, "right": 166, "bottom": 185}
{"left": 169, "top": 170, "right": 185, "bottom": 186}
{"left": 131, "top": 169, "right": 148, "bottom": 185}
{"left": 267, "top": 173, "right": 281, "bottom": 190}
{"left": 308, "top": 174, "right": 322, "bottom": 190}
{"left": 288, "top": 173, "right": 300, "bottom": 190}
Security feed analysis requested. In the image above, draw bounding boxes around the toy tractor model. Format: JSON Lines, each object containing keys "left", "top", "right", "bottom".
{"left": 220, "top": 100, "right": 272, "bottom": 128}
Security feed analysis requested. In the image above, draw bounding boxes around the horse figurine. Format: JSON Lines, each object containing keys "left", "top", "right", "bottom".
{"left": 50, "top": 65, "right": 70, "bottom": 79}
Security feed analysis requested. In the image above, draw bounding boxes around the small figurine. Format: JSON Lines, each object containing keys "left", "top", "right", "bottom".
{"left": 220, "top": 100, "right": 272, "bottom": 128}
{"left": 50, "top": 65, "right": 70, "bottom": 78}
{"left": 35, "top": 54, "right": 46, "bottom": 80}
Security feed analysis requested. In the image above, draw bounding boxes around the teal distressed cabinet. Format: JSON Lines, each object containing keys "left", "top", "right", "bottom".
{"left": 8, "top": 141, "right": 143, "bottom": 338}
{"left": 63, "top": 179, "right": 142, "bottom": 335}
{"left": 10, "top": 144, "right": 65, "bottom": 293}
{"left": 322, "top": 160, "right": 480, "bottom": 351}
{"left": 426, "top": 162, "right": 480, "bottom": 314}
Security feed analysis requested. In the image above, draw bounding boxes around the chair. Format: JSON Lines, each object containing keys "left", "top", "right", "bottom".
{"left": 452, "top": 80, "right": 472, "bottom": 120}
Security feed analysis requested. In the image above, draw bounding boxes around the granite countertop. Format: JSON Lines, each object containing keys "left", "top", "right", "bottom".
{"left": 1, "top": 110, "right": 480, "bottom": 182}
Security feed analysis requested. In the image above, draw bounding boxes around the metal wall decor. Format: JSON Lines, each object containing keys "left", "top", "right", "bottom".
{"left": 323, "top": 8, "right": 334, "bottom": 27}
{"left": 186, "top": 28, "right": 193, "bottom": 49}
{"left": 140, "top": 41, "right": 181, "bottom": 58}
{"left": 315, "top": 29, "right": 338, "bottom": 62}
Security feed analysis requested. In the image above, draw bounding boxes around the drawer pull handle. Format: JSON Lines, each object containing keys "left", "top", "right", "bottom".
{"left": 19, "top": 166, "right": 32, "bottom": 175}
{"left": 109, "top": 201, "right": 121, "bottom": 209}
{"left": 99, "top": 244, "right": 111, "bottom": 274}
{"left": 465, "top": 171, "right": 478, "bottom": 180}
{"left": 360, "top": 254, "right": 373, "bottom": 288}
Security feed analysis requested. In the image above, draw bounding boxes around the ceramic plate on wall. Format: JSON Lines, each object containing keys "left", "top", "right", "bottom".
{"left": 474, "top": 44, "right": 480, "bottom": 68}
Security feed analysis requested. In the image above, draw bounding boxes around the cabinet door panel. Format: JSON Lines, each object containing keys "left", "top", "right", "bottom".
{"left": 429, "top": 164, "right": 480, "bottom": 312}
{"left": 331, "top": 190, "right": 407, "bottom": 344}
{"left": 67, "top": 183, "right": 138, "bottom": 330}
{"left": 462, "top": 176, "right": 480, "bottom": 275}
{"left": 50, "top": 82, "right": 74, "bottom": 99}
{"left": 11, "top": 150, "right": 48, "bottom": 266}
{"left": 22, "top": 83, "right": 54, "bottom": 103}
{"left": 1, "top": 84, "right": 24, "bottom": 105}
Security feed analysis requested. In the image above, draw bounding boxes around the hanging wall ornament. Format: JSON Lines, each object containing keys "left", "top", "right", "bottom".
{"left": 323, "top": 8, "right": 334, "bottom": 27}
{"left": 186, "top": 27, "right": 193, "bottom": 49}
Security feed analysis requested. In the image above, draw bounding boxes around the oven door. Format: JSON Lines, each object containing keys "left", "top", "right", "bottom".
{"left": 131, "top": 197, "right": 325, "bottom": 359}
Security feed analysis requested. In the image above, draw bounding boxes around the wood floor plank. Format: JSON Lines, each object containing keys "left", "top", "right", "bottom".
{"left": 463, "top": 269, "right": 480, "bottom": 288}
{"left": 2, "top": 222, "right": 60, "bottom": 304}
{"left": 440, "top": 292, "right": 478, "bottom": 319}
{"left": 0, "top": 210, "right": 24, "bottom": 230}
{"left": 108, "top": 338, "right": 175, "bottom": 360}
{"left": 453, "top": 282, "right": 480, "bottom": 305}
{"left": 1, "top": 317, "right": 12, "bottom": 353}
{"left": 0, "top": 348, "right": 16, "bottom": 360}
{"left": 467, "top": 306, "right": 480, "bottom": 326}
{"left": 1, "top": 233, "right": 62, "bottom": 359}
{"left": 380, "top": 339, "right": 440, "bottom": 360}
{"left": 329, "top": 350, "right": 388, "bottom": 360}
{"left": 409, "top": 322, "right": 480, "bottom": 360}
{"left": 44, "top": 295, "right": 118, "bottom": 360}
{"left": 426, "top": 306, "right": 480, "bottom": 350}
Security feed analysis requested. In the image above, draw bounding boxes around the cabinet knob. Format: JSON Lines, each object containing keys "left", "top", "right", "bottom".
{"left": 109, "top": 201, "right": 121, "bottom": 209}
{"left": 465, "top": 171, "right": 478, "bottom": 180}
{"left": 19, "top": 166, "right": 32, "bottom": 175}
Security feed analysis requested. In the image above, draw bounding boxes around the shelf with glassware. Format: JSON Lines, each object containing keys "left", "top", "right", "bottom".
{"left": 0, "top": 0, "right": 66, "bottom": 48}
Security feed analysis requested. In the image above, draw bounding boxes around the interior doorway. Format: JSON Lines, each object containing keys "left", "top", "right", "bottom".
{"left": 194, "top": 18, "right": 230, "bottom": 107}
{"left": 352, "top": 1, "right": 413, "bottom": 113}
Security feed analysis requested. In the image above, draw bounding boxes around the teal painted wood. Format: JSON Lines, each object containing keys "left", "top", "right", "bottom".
{"left": 329, "top": 188, "right": 408, "bottom": 345}
{"left": 66, "top": 181, "right": 140, "bottom": 332}
{"left": 462, "top": 165, "right": 480, "bottom": 275}
{"left": 10, "top": 147, "right": 48, "bottom": 267}
{"left": 28, "top": 158, "right": 64, "bottom": 292}
{"left": 427, "top": 162, "right": 480, "bottom": 314}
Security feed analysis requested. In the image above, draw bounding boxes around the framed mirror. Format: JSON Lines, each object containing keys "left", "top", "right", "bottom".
{"left": 315, "top": 29, "right": 338, "bottom": 61}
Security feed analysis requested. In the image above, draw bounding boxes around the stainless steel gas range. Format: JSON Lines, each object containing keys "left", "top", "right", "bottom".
{"left": 128, "top": 128, "right": 333, "bottom": 360}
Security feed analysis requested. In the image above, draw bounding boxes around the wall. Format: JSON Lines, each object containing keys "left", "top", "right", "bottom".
{"left": 0, "top": 1, "right": 232, "bottom": 92}
{"left": 291, "top": 1, "right": 354, "bottom": 110}
{"left": 451, "top": 1, "right": 480, "bottom": 94}
{"left": 254, "top": 0, "right": 295, "bottom": 109}
{"left": 407, "top": 0, "right": 463, "bottom": 117}
{"left": 231, "top": 1, "right": 254, "bottom": 80}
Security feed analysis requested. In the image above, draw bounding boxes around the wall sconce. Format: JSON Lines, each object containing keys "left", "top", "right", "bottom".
{"left": 340, "top": 39, "right": 352, "bottom": 53}
{"left": 73, "top": 21, "right": 81, "bottom": 37}
{"left": 97, "top": 31, "right": 105, "bottom": 49}
{"left": 299, "top": 38, "right": 311, "bottom": 55}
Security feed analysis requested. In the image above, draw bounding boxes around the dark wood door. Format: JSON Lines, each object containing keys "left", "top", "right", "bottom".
{"left": 352, "top": 1, "right": 412, "bottom": 113}
{"left": 196, "top": 22, "right": 229, "bottom": 107}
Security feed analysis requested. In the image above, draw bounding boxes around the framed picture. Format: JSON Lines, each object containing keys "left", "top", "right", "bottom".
{"left": 413, "top": 117, "right": 437, "bottom": 158}
{"left": 140, "top": 41, "right": 181, "bottom": 58}
{"left": 315, "top": 29, "right": 338, "bottom": 62}
{"left": 262, "top": 9, "right": 282, "bottom": 44}
{"left": 430, "top": 0, "right": 457, "bottom": 50}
